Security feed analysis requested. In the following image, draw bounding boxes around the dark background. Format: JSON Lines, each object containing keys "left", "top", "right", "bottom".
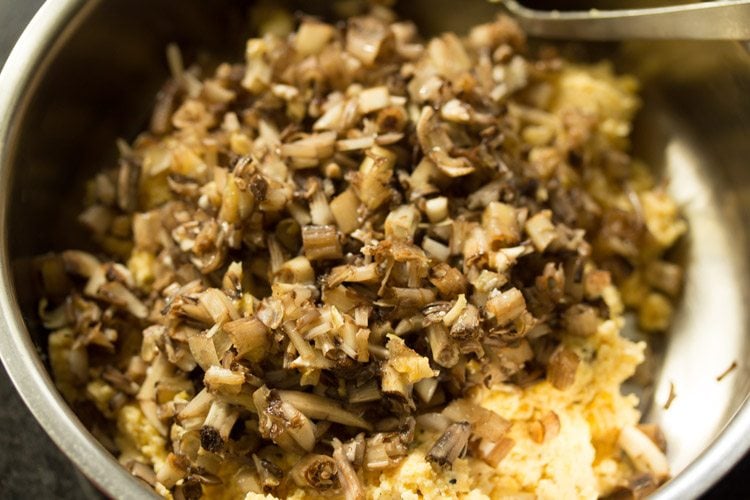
{"left": 0, "top": 1, "right": 747, "bottom": 498}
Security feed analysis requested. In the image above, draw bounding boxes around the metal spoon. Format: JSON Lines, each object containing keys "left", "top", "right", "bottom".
{"left": 499, "top": 0, "right": 750, "bottom": 40}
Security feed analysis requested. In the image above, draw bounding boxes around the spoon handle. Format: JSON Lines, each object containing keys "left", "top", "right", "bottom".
{"left": 502, "top": 0, "right": 750, "bottom": 40}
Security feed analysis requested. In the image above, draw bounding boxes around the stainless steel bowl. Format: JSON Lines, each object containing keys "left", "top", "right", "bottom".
{"left": 1, "top": 1, "right": 749, "bottom": 498}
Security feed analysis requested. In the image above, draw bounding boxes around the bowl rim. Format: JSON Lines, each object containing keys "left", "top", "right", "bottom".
{"left": 0, "top": 1, "right": 748, "bottom": 498}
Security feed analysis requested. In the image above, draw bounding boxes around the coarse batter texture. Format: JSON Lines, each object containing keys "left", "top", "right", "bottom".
{"left": 41, "top": 6, "right": 684, "bottom": 500}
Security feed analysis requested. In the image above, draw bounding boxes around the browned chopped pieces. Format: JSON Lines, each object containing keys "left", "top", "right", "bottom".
{"left": 302, "top": 225, "right": 342, "bottom": 261}
{"left": 547, "top": 346, "right": 580, "bottom": 390}
{"left": 606, "top": 473, "right": 659, "bottom": 500}
{"left": 476, "top": 436, "right": 515, "bottom": 468}
{"left": 429, "top": 263, "right": 468, "bottom": 298}
{"left": 354, "top": 145, "right": 396, "bottom": 211}
{"left": 38, "top": 5, "right": 685, "bottom": 498}
{"left": 289, "top": 454, "right": 339, "bottom": 491}
{"left": 346, "top": 15, "right": 391, "bottom": 66}
{"left": 528, "top": 411, "right": 561, "bottom": 444}
{"left": 427, "top": 421, "right": 471, "bottom": 469}
{"left": 332, "top": 438, "right": 365, "bottom": 500}
{"left": 254, "top": 385, "right": 317, "bottom": 453}
{"left": 117, "top": 158, "right": 141, "bottom": 213}
{"left": 485, "top": 288, "right": 526, "bottom": 326}
{"left": 563, "top": 304, "right": 599, "bottom": 337}
{"left": 253, "top": 455, "right": 283, "bottom": 493}
{"left": 636, "top": 423, "right": 667, "bottom": 453}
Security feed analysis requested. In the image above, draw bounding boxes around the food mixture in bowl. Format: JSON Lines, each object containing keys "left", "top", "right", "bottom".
{"left": 37, "top": 5, "right": 686, "bottom": 499}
